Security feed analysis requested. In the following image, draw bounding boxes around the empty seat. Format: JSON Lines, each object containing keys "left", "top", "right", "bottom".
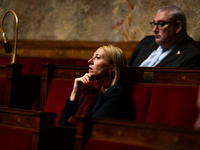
{"left": 32, "top": 58, "right": 78, "bottom": 76}
{"left": 145, "top": 85, "right": 199, "bottom": 126}
{"left": 44, "top": 80, "right": 74, "bottom": 126}
{"left": 126, "top": 84, "right": 153, "bottom": 122}
{"left": 0, "top": 78, "right": 6, "bottom": 106}
{"left": 0, "top": 126, "right": 33, "bottom": 150}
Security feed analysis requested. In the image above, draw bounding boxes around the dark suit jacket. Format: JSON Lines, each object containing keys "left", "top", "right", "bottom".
{"left": 58, "top": 83, "right": 133, "bottom": 126}
{"left": 127, "top": 34, "right": 200, "bottom": 67}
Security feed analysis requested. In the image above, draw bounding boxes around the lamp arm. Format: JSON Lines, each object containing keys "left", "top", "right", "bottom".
{"left": 1, "top": 10, "right": 19, "bottom": 63}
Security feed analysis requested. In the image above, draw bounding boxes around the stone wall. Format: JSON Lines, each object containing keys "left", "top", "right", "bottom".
{"left": 1, "top": 0, "right": 200, "bottom": 42}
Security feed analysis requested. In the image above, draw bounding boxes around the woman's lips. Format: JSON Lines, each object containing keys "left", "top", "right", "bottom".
{"left": 89, "top": 67, "right": 92, "bottom": 71}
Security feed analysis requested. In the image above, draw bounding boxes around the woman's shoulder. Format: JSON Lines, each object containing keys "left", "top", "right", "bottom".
{"left": 105, "top": 83, "right": 127, "bottom": 96}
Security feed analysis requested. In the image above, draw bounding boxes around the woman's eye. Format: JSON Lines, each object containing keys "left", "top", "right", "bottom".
{"left": 96, "top": 56, "right": 100, "bottom": 59}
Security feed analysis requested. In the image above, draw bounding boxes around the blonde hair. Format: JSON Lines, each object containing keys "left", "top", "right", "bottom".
{"left": 101, "top": 44, "right": 127, "bottom": 87}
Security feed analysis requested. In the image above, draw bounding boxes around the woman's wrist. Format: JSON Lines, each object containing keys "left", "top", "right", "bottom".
{"left": 70, "top": 91, "right": 79, "bottom": 102}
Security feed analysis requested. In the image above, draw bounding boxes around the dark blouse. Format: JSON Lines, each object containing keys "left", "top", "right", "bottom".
{"left": 58, "top": 83, "right": 133, "bottom": 126}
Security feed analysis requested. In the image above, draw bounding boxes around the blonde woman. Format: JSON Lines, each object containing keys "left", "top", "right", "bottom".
{"left": 59, "top": 44, "right": 132, "bottom": 126}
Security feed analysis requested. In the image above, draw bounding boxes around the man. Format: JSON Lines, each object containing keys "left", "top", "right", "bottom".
{"left": 127, "top": 5, "right": 200, "bottom": 67}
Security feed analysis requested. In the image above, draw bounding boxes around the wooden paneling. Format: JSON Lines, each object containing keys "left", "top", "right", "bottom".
{"left": 75, "top": 116, "right": 200, "bottom": 150}
{"left": 126, "top": 67, "right": 200, "bottom": 85}
{"left": 0, "top": 107, "right": 56, "bottom": 150}
{"left": 0, "top": 40, "right": 138, "bottom": 60}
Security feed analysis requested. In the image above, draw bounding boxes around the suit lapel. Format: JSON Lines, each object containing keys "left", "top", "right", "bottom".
{"left": 156, "top": 35, "right": 188, "bottom": 67}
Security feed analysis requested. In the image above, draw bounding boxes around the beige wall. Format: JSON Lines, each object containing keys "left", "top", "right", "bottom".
{"left": 1, "top": 0, "right": 200, "bottom": 42}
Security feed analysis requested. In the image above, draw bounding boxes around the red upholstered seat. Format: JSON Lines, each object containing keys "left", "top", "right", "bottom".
{"left": 0, "top": 56, "right": 11, "bottom": 64}
{"left": 145, "top": 85, "right": 199, "bottom": 126}
{"left": 0, "top": 57, "right": 36, "bottom": 75}
{"left": 32, "top": 58, "right": 78, "bottom": 76}
{"left": 44, "top": 80, "right": 74, "bottom": 126}
{"left": 76, "top": 59, "right": 88, "bottom": 65}
{"left": 0, "top": 78, "right": 6, "bottom": 106}
{"left": 0, "top": 126, "right": 33, "bottom": 150}
{"left": 85, "top": 139, "right": 158, "bottom": 150}
{"left": 129, "top": 84, "right": 153, "bottom": 122}
{"left": 18, "top": 57, "right": 37, "bottom": 75}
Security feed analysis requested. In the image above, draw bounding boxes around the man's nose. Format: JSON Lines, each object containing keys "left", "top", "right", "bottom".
{"left": 153, "top": 25, "right": 159, "bottom": 32}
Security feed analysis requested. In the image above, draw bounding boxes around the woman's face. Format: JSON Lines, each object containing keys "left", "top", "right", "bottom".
{"left": 88, "top": 47, "right": 112, "bottom": 80}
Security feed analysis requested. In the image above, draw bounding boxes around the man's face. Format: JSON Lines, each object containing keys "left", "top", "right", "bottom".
{"left": 152, "top": 11, "right": 177, "bottom": 48}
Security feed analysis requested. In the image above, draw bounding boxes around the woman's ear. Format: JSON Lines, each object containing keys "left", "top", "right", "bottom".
{"left": 110, "top": 64, "right": 115, "bottom": 72}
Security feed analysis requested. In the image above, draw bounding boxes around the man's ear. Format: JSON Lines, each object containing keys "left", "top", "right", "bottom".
{"left": 176, "top": 20, "right": 182, "bottom": 33}
{"left": 110, "top": 64, "right": 115, "bottom": 72}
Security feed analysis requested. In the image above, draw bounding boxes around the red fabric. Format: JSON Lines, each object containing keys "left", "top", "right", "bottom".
{"left": 0, "top": 57, "right": 36, "bottom": 75}
{"left": 80, "top": 82, "right": 99, "bottom": 115}
{"left": 0, "top": 78, "right": 6, "bottom": 106}
{"left": 18, "top": 57, "right": 37, "bottom": 75}
{"left": 44, "top": 80, "right": 74, "bottom": 126}
{"left": 0, "top": 126, "right": 33, "bottom": 150}
{"left": 146, "top": 85, "right": 199, "bottom": 126}
{"left": 76, "top": 59, "right": 88, "bottom": 65}
{"left": 85, "top": 139, "right": 158, "bottom": 150}
{"left": 32, "top": 58, "right": 78, "bottom": 76}
{"left": 31, "top": 99, "right": 39, "bottom": 110}
{"left": 67, "top": 82, "right": 99, "bottom": 125}
{"left": 0, "top": 57, "right": 11, "bottom": 64}
{"left": 130, "top": 84, "right": 153, "bottom": 122}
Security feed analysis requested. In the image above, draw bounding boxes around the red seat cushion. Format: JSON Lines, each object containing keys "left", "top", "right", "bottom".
{"left": 0, "top": 78, "right": 6, "bottom": 106}
{"left": 44, "top": 80, "right": 74, "bottom": 126}
{"left": 129, "top": 84, "right": 153, "bottom": 122}
{"left": 0, "top": 126, "right": 33, "bottom": 150}
{"left": 145, "top": 85, "right": 199, "bottom": 126}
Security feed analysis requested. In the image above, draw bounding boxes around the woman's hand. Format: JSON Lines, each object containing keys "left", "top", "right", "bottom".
{"left": 70, "top": 73, "right": 91, "bottom": 102}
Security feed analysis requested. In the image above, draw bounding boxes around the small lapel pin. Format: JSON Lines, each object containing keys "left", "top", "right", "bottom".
{"left": 177, "top": 50, "right": 181, "bottom": 55}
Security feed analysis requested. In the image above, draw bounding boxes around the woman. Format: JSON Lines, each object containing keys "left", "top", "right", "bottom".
{"left": 59, "top": 44, "right": 132, "bottom": 126}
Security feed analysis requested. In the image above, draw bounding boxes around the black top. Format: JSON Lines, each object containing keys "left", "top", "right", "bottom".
{"left": 58, "top": 83, "right": 133, "bottom": 126}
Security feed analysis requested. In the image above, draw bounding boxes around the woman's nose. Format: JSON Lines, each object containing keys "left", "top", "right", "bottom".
{"left": 88, "top": 57, "right": 93, "bottom": 64}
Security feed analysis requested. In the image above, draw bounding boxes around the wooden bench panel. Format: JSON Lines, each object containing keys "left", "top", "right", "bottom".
{"left": 126, "top": 67, "right": 200, "bottom": 85}
{"left": 75, "top": 116, "right": 200, "bottom": 150}
{"left": 0, "top": 107, "right": 57, "bottom": 150}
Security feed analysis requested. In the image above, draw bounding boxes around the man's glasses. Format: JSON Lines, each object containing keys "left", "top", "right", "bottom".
{"left": 150, "top": 20, "right": 177, "bottom": 30}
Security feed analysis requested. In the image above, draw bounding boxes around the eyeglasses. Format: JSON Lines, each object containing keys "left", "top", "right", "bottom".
{"left": 150, "top": 20, "right": 177, "bottom": 30}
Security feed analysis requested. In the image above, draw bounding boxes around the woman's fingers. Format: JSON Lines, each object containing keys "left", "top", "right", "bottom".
{"left": 76, "top": 73, "right": 91, "bottom": 85}
{"left": 70, "top": 73, "right": 92, "bottom": 101}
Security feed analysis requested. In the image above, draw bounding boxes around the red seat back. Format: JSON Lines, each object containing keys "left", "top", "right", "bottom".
{"left": 145, "top": 85, "right": 199, "bottom": 126}
{"left": 18, "top": 57, "right": 37, "bottom": 75}
{"left": 0, "top": 126, "right": 33, "bottom": 150}
{"left": 0, "top": 78, "right": 6, "bottom": 106}
{"left": 44, "top": 80, "right": 74, "bottom": 126}
{"left": 32, "top": 58, "right": 78, "bottom": 76}
{"left": 129, "top": 84, "right": 153, "bottom": 122}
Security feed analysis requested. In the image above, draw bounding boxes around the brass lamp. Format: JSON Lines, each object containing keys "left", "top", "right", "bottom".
{"left": 1, "top": 10, "right": 19, "bottom": 64}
